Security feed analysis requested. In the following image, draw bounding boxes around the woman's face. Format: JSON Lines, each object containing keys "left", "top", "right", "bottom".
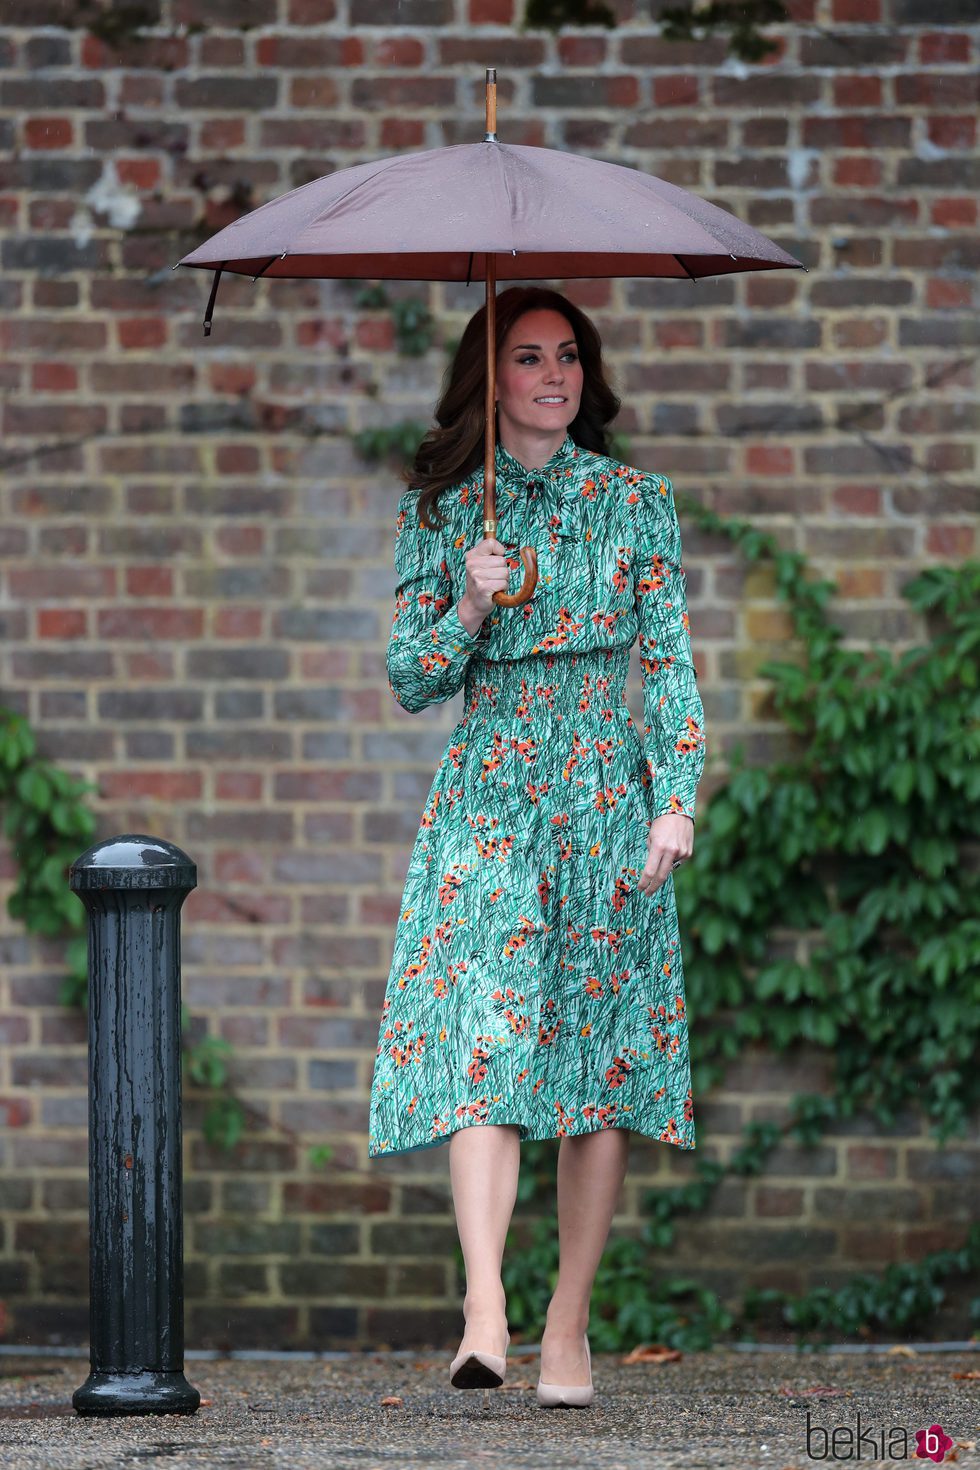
{"left": 494, "top": 308, "right": 584, "bottom": 442}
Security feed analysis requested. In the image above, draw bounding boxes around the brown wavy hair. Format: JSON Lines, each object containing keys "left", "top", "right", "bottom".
{"left": 404, "top": 286, "right": 621, "bottom": 532}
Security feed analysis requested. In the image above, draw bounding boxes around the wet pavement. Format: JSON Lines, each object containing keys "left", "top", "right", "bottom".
{"left": 0, "top": 1345, "right": 977, "bottom": 1469}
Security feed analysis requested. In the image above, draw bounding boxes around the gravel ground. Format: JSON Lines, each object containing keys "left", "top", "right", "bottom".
{"left": 0, "top": 1346, "right": 978, "bottom": 1470}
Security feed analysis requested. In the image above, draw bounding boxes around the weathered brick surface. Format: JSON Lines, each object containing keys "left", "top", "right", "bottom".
{"left": 0, "top": 0, "right": 977, "bottom": 1349}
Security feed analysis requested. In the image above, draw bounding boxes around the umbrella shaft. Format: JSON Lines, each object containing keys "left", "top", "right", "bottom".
{"left": 484, "top": 252, "right": 497, "bottom": 534}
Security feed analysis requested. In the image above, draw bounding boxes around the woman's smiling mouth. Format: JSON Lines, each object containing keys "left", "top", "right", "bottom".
{"left": 535, "top": 396, "right": 567, "bottom": 404}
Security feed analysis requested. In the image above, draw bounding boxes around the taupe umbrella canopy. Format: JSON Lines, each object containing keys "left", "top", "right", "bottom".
{"left": 177, "top": 70, "right": 805, "bottom": 605}
{"left": 177, "top": 136, "right": 803, "bottom": 284}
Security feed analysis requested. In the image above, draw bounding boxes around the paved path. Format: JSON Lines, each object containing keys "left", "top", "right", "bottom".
{"left": 0, "top": 1347, "right": 977, "bottom": 1469}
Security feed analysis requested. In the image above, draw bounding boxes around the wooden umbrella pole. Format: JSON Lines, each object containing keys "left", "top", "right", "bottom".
{"left": 484, "top": 249, "right": 497, "bottom": 537}
{"left": 483, "top": 66, "right": 537, "bottom": 607}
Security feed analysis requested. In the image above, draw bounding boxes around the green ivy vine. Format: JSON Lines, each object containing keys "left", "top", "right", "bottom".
{"left": 0, "top": 708, "right": 245, "bottom": 1150}
{"left": 493, "top": 531, "right": 980, "bottom": 1349}
{"left": 522, "top": 0, "right": 789, "bottom": 61}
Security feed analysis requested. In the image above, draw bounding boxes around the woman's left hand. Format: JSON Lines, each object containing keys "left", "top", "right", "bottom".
{"left": 639, "top": 812, "right": 694, "bottom": 897}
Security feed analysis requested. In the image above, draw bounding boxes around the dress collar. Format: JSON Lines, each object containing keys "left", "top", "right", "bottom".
{"left": 484, "top": 433, "right": 587, "bottom": 542}
{"left": 494, "top": 433, "right": 580, "bottom": 484}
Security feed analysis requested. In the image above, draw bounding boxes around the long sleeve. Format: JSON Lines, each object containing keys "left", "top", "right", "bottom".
{"left": 386, "top": 490, "right": 488, "bottom": 714}
{"left": 634, "top": 473, "right": 706, "bottom": 823}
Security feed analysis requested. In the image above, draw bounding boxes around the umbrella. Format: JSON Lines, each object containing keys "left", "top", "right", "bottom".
{"left": 176, "top": 69, "right": 805, "bottom": 605}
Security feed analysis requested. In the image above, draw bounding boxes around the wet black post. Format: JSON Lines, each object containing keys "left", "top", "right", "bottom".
{"left": 69, "top": 835, "right": 201, "bottom": 1417}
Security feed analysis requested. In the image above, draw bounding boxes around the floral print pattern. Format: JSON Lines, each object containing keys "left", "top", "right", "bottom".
{"left": 368, "top": 434, "right": 706, "bottom": 1157}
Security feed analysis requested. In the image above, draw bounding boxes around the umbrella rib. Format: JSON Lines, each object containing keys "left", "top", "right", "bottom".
{"left": 252, "top": 255, "right": 280, "bottom": 280}
{"left": 674, "top": 255, "right": 698, "bottom": 282}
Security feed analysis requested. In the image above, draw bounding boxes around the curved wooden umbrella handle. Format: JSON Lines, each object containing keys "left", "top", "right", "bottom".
{"left": 483, "top": 228, "right": 537, "bottom": 607}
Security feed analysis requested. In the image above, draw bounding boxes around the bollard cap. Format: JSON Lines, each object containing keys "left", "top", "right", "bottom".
{"left": 70, "top": 834, "right": 197, "bottom": 892}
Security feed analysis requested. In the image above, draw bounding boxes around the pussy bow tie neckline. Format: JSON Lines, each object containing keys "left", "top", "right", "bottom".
{"left": 494, "top": 433, "right": 579, "bottom": 484}
{"left": 487, "top": 434, "right": 585, "bottom": 540}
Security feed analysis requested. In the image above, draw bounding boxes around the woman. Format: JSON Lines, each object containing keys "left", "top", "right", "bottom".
{"left": 367, "top": 285, "right": 706, "bottom": 1408}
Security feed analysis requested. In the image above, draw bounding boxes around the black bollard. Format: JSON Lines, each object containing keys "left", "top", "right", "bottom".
{"left": 69, "top": 835, "right": 201, "bottom": 1417}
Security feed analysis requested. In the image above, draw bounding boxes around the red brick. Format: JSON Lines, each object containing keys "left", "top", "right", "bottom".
{"left": 379, "top": 117, "right": 426, "bottom": 149}
{"left": 919, "top": 32, "right": 971, "bottom": 64}
{"left": 31, "top": 361, "right": 77, "bottom": 391}
{"left": 200, "top": 118, "right": 247, "bottom": 151}
{"left": 832, "top": 484, "right": 882, "bottom": 515}
{"left": 287, "top": 0, "right": 337, "bottom": 18}
{"left": 100, "top": 770, "right": 204, "bottom": 801}
{"left": 0, "top": 1096, "right": 33, "bottom": 1127}
{"left": 37, "top": 608, "right": 87, "bottom": 638}
{"left": 215, "top": 444, "right": 261, "bottom": 474}
{"left": 755, "top": 1186, "right": 804, "bottom": 1218}
{"left": 833, "top": 156, "right": 882, "bottom": 188}
{"left": 931, "top": 197, "right": 977, "bottom": 228}
{"left": 927, "top": 115, "right": 976, "bottom": 151}
{"left": 374, "top": 37, "right": 426, "bottom": 66}
{"left": 832, "top": 0, "right": 879, "bottom": 17}
{"left": 895, "top": 73, "right": 977, "bottom": 108}
{"left": 214, "top": 608, "right": 264, "bottom": 639}
{"left": 215, "top": 772, "right": 264, "bottom": 800}
{"left": 557, "top": 35, "right": 607, "bottom": 66}
{"left": 926, "top": 524, "right": 976, "bottom": 557}
{"left": 926, "top": 278, "right": 972, "bottom": 309}
{"left": 254, "top": 35, "right": 354, "bottom": 67}
{"left": 355, "top": 317, "right": 396, "bottom": 351}
{"left": 117, "top": 317, "right": 168, "bottom": 350}
{"left": 845, "top": 1145, "right": 896, "bottom": 1180}
{"left": 468, "top": 0, "right": 513, "bottom": 19}
{"left": 654, "top": 322, "right": 703, "bottom": 351}
{"left": 8, "top": 567, "right": 116, "bottom": 601}
{"left": 96, "top": 607, "right": 204, "bottom": 639}
{"left": 23, "top": 116, "right": 73, "bottom": 149}
{"left": 125, "top": 565, "right": 173, "bottom": 597}
{"left": 215, "top": 526, "right": 265, "bottom": 556}
{"left": 289, "top": 77, "right": 341, "bottom": 109}
{"left": 746, "top": 446, "right": 794, "bottom": 477}
{"left": 833, "top": 74, "right": 882, "bottom": 107}
{"left": 115, "top": 159, "right": 161, "bottom": 190}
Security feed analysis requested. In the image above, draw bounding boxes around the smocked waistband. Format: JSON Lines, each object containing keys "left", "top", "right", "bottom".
{"left": 464, "top": 648, "right": 632, "bottom": 710}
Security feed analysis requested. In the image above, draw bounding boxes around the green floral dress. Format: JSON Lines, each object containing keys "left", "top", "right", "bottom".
{"left": 367, "top": 433, "right": 706, "bottom": 1157}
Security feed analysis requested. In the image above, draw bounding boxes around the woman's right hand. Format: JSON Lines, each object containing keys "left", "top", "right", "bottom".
{"left": 459, "top": 536, "right": 512, "bottom": 623}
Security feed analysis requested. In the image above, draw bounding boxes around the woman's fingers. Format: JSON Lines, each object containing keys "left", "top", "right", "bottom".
{"left": 463, "top": 538, "right": 513, "bottom": 613}
{"left": 638, "top": 814, "right": 694, "bottom": 896}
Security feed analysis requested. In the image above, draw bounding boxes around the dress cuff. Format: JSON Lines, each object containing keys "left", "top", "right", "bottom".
{"left": 438, "top": 601, "right": 488, "bottom": 654}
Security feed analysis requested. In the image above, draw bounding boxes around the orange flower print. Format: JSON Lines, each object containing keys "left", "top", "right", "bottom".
{"left": 369, "top": 437, "right": 703, "bottom": 1157}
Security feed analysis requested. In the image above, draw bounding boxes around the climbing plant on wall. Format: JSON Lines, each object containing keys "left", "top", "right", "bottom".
{"left": 0, "top": 710, "right": 246, "bottom": 1150}
{"left": 498, "top": 535, "right": 980, "bottom": 1348}
{"left": 522, "top": 0, "right": 790, "bottom": 62}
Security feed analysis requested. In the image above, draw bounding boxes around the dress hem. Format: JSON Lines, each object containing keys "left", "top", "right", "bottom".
{"left": 368, "top": 1114, "right": 696, "bottom": 1158}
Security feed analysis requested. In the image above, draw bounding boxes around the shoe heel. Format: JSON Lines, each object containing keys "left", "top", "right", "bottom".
{"left": 536, "top": 1335, "right": 594, "bottom": 1408}
{"left": 449, "top": 1331, "right": 510, "bottom": 1392}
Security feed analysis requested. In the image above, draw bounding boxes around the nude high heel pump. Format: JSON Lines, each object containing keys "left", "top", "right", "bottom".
{"left": 450, "top": 1329, "right": 510, "bottom": 1407}
{"left": 536, "top": 1334, "right": 594, "bottom": 1408}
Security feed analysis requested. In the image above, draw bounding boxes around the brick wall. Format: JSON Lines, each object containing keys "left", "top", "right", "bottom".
{"left": 1, "top": 0, "right": 978, "bottom": 1349}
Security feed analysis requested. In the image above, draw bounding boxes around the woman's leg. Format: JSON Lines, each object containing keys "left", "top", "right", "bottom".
{"left": 541, "top": 1128, "right": 631, "bottom": 1384}
{"left": 448, "top": 1123, "right": 520, "bottom": 1356}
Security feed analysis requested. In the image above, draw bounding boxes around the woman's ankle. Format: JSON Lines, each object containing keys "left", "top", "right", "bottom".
{"left": 463, "top": 1288, "right": 507, "bottom": 1319}
{"left": 544, "top": 1304, "right": 589, "bottom": 1336}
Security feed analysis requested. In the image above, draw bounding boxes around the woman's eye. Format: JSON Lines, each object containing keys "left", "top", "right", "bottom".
{"left": 518, "top": 352, "right": 578, "bottom": 365}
